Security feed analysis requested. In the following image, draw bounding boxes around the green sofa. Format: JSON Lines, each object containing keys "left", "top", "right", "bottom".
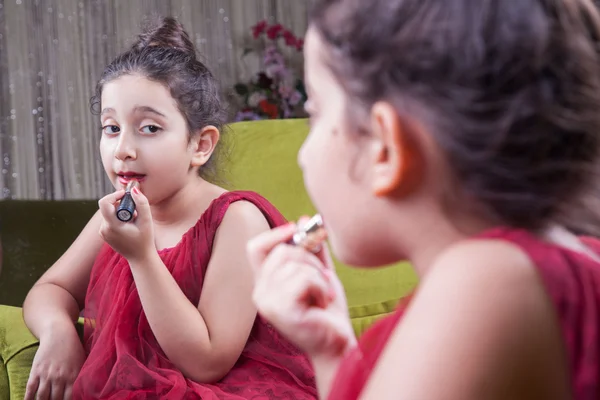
{"left": 0, "top": 119, "right": 417, "bottom": 399}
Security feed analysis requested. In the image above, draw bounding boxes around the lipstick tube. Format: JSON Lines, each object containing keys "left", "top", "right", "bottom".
{"left": 116, "top": 180, "right": 139, "bottom": 222}
{"left": 289, "top": 214, "right": 327, "bottom": 253}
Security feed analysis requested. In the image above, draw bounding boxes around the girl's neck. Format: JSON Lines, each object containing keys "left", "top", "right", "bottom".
{"left": 401, "top": 210, "right": 497, "bottom": 278}
{"left": 149, "top": 178, "right": 225, "bottom": 227}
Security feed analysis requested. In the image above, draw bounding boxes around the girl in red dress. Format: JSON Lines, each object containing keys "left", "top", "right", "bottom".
{"left": 22, "top": 17, "right": 317, "bottom": 400}
{"left": 248, "top": 1, "right": 600, "bottom": 399}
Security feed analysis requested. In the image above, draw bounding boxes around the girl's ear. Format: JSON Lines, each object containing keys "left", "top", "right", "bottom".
{"left": 190, "top": 125, "right": 220, "bottom": 167}
{"left": 369, "top": 102, "right": 424, "bottom": 198}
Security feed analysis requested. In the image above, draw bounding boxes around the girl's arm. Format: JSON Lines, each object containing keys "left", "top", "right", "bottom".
{"left": 129, "top": 201, "right": 270, "bottom": 383}
{"left": 23, "top": 210, "right": 104, "bottom": 339}
{"left": 359, "top": 240, "right": 570, "bottom": 400}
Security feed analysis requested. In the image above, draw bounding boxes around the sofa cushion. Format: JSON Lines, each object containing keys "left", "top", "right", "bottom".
{"left": 4, "top": 346, "right": 36, "bottom": 400}
{"left": 349, "top": 298, "right": 399, "bottom": 337}
{"left": 0, "top": 305, "right": 39, "bottom": 400}
{"left": 0, "top": 362, "right": 7, "bottom": 400}
{"left": 0, "top": 306, "right": 38, "bottom": 365}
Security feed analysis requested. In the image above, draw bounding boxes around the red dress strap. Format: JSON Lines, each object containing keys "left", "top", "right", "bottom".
{"left": 327, "top": 295, "right": 412, "bottom": 400}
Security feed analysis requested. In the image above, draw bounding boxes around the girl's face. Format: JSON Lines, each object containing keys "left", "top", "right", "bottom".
{"left": 99, "top": 74, "right": 200, "bottom": 203}
{"left": 299, "top": 28, "right": 403, "bottom": 267}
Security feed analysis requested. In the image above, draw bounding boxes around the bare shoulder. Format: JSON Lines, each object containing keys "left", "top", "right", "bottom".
{"left": 416, "top": 238, "right": 555, "bottom": 351}
{"left": 361, "top": 238, "right": 569, "bottom": 399}
{"left": 217, "top": 200, "right": 270, "bottom": 236}
{"left": 427, "top": 238, "right": 537, "bottom": 290}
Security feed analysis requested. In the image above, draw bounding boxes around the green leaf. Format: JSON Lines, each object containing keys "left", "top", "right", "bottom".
{"left": 234, "top": 84, "right": 249, "bottom": 96}
{"left": 295, "top": 79, "right": 307, "bottom": 99}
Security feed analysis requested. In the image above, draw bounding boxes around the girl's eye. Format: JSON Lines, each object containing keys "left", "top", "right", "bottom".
{"left": 102, "top": 125, "right": 120, "bottom": 135}
{"left": 141, "top": 125, "right": 161, "bottom": 134}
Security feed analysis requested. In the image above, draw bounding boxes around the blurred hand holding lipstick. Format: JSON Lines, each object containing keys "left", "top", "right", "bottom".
{"left": 247, "top": 215, "right": 357, "bottom": 359}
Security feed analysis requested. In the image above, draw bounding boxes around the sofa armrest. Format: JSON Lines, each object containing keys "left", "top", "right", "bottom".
{"left": 0, "top": 305, "right": 85, "bottom": 400}
{"left": 0, "top": 305, "right": 39, "bottom": 400}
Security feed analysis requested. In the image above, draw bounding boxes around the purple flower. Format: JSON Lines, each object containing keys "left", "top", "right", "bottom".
{"left": 288, "top": 90, "right": 303, "bottom": 106}
{"left": 265, "top": 63, "right": 288, "bottom": 79}
{"left": 264, "top": 46, "right": 285, "bottom": 67}
{"left": 234, "top": 110, "right": 264, "bottom": 122}
{"left": 264, "top": 45, "right": 279, "bottom": 57}
{"left": 278, "top": 84, "right": 293, "bottom": 99}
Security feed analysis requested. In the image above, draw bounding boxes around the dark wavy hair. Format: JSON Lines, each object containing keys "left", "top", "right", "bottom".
{"left": 310, "top": 0, "right": 600, "bottom": 233}
{"left": 91, "top": 16, "right": 227, "bottom": 182}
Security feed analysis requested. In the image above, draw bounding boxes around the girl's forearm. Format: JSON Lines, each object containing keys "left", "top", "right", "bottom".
{"left": 23, "top": 283, "right": 81, "bottom": 340}
{"left": 128, "top": 251, "right": 227, "bottom": 382}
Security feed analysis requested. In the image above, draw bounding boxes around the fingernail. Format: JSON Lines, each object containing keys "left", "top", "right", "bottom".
{"left": 132, "top": 187, "right": 140, "bottom": 194}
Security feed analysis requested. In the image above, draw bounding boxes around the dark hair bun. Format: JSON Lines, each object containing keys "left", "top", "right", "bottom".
{"left": 133, "top": 16, "right": 196, "bottom": 59}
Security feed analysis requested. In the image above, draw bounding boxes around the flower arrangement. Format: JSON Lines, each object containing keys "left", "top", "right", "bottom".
{"left": 232, "top": 21, "right": 307, "bottom": 121}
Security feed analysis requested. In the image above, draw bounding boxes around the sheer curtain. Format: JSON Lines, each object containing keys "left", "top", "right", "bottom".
{"left": 0, "top": 0, "right": 314, "bottom": 199}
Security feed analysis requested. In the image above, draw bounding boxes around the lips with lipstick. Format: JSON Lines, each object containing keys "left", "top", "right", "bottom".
{"left": 117, "top": 171, "right": 146, "bottom": 186}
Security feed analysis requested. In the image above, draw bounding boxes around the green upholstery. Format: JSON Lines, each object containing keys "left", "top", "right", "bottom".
{"left": 0, "top": 119, "right": 417, "bottom": 399}
{"left": 0, "top": 306, "right": 39, "bottom": 400}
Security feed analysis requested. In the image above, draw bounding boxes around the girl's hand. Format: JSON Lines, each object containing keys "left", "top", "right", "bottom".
{"left": 97, "top": 187, "right": 155, "bottom": 262}
{"left": 247, "top": 219, "right": 356, "bottom": 359}
{"left": 25, "top": 325, "right": 85, "bottom": 400}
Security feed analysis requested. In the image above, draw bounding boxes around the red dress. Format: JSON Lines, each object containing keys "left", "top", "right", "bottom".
{"left": 328, "top": 228, "right": 600, "bottom": 400}
{"left": 72, "top": 191, "right": 317, "bottom": 399}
